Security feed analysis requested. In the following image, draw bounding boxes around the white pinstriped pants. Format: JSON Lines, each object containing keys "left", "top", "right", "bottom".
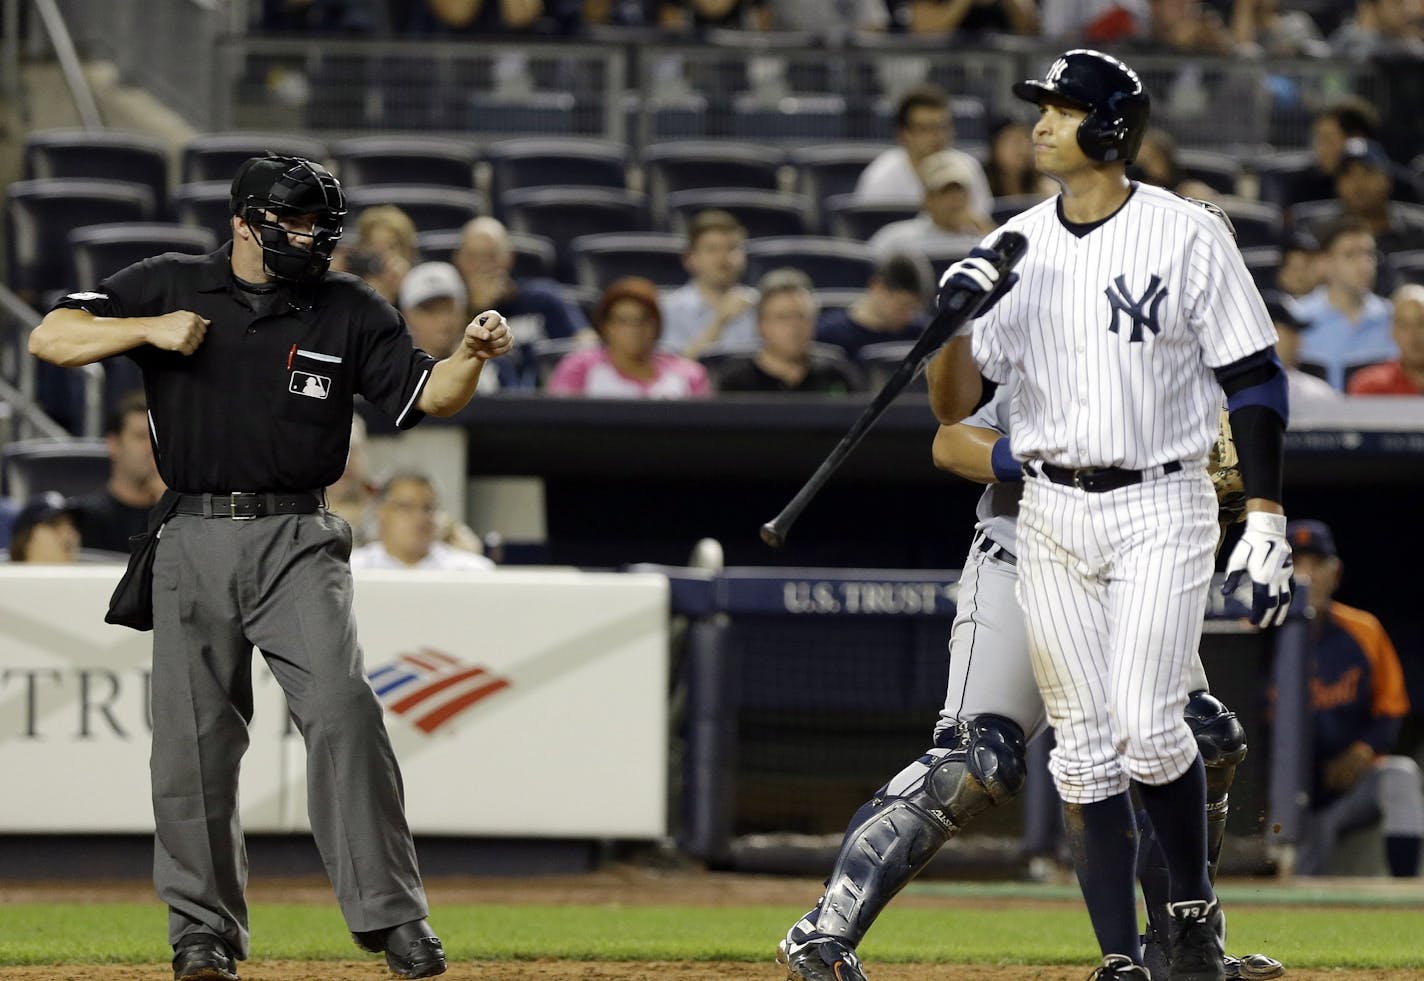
{"left": 1016, "top": 467, "right": 1217, "bottom": 804}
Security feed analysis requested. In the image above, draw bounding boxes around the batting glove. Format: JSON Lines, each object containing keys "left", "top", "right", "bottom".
{"left": 1221, "top": 511, "right": 1295, "bottom": 627}
{"left": 938, "top": 247, "right": 1019, "bottom": 315}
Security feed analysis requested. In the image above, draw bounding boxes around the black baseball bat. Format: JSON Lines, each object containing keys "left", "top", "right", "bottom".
{"left": 759, "top": 230, "right": 1029, "bottom": 548}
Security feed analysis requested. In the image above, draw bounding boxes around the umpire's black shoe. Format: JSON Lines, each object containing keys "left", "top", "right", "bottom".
{"left": 1167, "top": 900, "right": 1226, "bottom": 981}
{"left": 172, "top": 934, "right": 239, "bottom": 981}
{"left": 353, "top": 918, "right": 447, "bottom": 978}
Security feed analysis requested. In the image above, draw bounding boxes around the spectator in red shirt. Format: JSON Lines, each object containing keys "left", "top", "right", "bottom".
{"left": 1348, "top": 284, "right": 1424, "bottom": 395}
{"left": 1287, "top": 520, "right": 1423, "bottom": 877}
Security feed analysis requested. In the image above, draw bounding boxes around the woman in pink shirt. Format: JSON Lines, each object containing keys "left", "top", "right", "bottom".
{"left": 546, "top": 277, "right": 711, "bottom": 399}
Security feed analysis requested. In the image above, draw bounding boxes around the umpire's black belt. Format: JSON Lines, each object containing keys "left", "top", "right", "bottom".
{"left": 1032, "top": 460, "right": 1183, "bottom": 493}
{"left": 174, "top": 491, "right": 324, "bottom": 519}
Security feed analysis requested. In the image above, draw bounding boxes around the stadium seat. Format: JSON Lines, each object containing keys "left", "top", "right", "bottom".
{"left": 920, "top": 237, "right": 983, "bottom": 283}
{"left": 1172, "top": 150, "right": 1243, "bottom": 198}
{"left": 813, "top": 288, "right": 863, "bottom": 317}
{"left": 531, "top": 336, "right": 594, "bottom": 388}
{"left": 701, "top": 342, "right": 864, "bottom": 393}
{"left": 5, "top": 179, "right": 157, "bottom": 298}
{"left": 1287, "top": 199, "right": 1340, "bottom": 231}
{"left": 343, "top": 185, "right": 487, "bottom": 234}
{"left": 24, "top": 129, "right": 171, "bottom": 217}
{"left": 789, "top": 143, "right": 884, "bottom": 214}
{"left": 172, "top": 180, "right": 236, "bottom": 244}
{"left": 1249, "top": 150, "right": 1314, "bottom": 209}
{"left": 1239, "top": 245, "right": 1282, "bottom": 293}
{"left": 483, "top": 137, "right": 632, "bottom": 218}
{"left": 665, "top": 189, "right": 815, "bottom": 240}
{"left": 641, "top": 141, "right": 787, "bottom": 225}
{"left": 69, "top": 223, "right": 218, "bottom": 287}
{"left": 857, "top": 340, "right": 925, "bottom": 392}
{"left": 1213, "top": 198, "right": 1285, "bottom": 249}
{"left": 181, "top": 132, "right": 330, "bottom": 184}
{"left": 569, "top": 232, "right": 688, "bottom": 291}
{"left": 502, "top": 187, "right": 652, "bottom": 283}
{"left": 329, "top": 136, "right": 479, "bottom": 190}
{"left": 1391, "top": 249, "right": 1424, "bottom": 285}
{"left": 991, "top": 194, "right": 1047, "bottom": 227}
{"left": 414, "top": 228, "right": 558, "bottom": 281}
{"left": 465, "top": 91, "right": 578, "bottom": 136}
{"left": 731, "top": 93, "right": 849, "bottom": 143}
{"left": 744, "top": 237, "right": 876, "bottom": 290}
{"left": 825, "top": 194, "right": 919, "bottom": 241}
{"left": 0, "top": 438, "right": 109, "bottom": 499}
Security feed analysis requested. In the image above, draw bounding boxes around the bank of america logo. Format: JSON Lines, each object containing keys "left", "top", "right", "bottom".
{"left": 368, "top": 649, "right": 511, "bottom": 734}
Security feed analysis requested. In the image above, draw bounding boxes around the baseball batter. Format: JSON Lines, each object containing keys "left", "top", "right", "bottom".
{"left": 777, "top": 379, "right": 1284, "bottom": 981}
{"left": 922, "top": 50, "right": 1294, "bottom": 981}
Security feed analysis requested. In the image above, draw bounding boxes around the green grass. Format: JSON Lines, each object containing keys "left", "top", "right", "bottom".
{"left": 0, "top": 901, "right": 1421, "bottom": 968}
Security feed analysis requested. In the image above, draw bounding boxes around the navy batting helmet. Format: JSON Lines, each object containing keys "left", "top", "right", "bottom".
{"left": 1012, "top": 49, "right": 1150, "bottom": 164}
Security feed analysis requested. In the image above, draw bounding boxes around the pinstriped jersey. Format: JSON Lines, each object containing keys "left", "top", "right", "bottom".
{"left": 971, "top": 182, "right": 1277, "bottom": 471}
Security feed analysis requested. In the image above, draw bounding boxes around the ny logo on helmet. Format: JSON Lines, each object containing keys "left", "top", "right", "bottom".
{"left": 1045, "top": 57, "right": 1069, "bottom": 85}
{"left": 1105, "top": 274, "right": 1167, "bottom": 342}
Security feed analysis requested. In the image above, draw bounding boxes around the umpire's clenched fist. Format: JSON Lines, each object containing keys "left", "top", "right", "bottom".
{"left": 462, "top": 309, "right": 513, "bottom": 361}
{"left": 145, "top": 310, "right": 210, "bottom": 355}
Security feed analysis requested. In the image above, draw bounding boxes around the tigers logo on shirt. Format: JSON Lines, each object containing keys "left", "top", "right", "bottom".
{"left": 290, "top": 371, "right": 330, "bottom": 399}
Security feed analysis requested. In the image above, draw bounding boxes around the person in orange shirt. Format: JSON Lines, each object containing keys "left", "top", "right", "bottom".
{"left": 1288, "top": 519, "right": 1423, "bottom": 876}
{"left": 1347, "top": 283, "right": 1424, "bottom": 395}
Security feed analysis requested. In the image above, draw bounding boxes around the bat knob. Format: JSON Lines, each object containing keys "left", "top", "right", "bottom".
{"left": 760, "top": 523, "right": 785, "bottom": 548}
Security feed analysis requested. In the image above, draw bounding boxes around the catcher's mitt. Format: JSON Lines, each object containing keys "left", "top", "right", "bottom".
{"left": 1209, "top": 407, "right": 1247, "bottom": 548}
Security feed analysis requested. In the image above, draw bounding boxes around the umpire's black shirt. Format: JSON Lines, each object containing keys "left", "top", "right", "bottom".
{"left": 55, "top": 244, "right": 438, "bottom": 493}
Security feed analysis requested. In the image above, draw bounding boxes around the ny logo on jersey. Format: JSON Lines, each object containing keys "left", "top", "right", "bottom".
{"left": 1104, "top": 274, "right": 1168, "bottom": 342}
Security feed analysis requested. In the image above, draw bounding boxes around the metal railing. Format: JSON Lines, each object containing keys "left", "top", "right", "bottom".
{"left": 0, "top": 283, "right": 97, "bottom": 440}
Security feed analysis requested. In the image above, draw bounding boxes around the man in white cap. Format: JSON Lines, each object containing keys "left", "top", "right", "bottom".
{"left": 868, "top": 150, "right": 997, "bottom": 260}
{"left": 400, "top": 262, "right": 498, "bottom": 393}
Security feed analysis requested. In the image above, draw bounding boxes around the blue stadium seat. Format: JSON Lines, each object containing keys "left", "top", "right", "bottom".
{"left": 69, "top": 223, "right": 218, "bottom": 287}
{"left": 343, "top": 185, "right": 487, "bottom": 234}
{"left": 789, "top": 143, "right": 884, "bottom": 214}
{"left": 172, "top": 180, "right": 236, "bottom": 244}
{"left": 502, "top": 188, "right": 652, "bottom": 283}
{"left": 330, "top": 136, "right": 478, "bottom": 190}
{"left": 483, "top": 138, "right": 631, "bottom": 219}
{"left": 1214, "top": 198, "right": 1285, "bottom": 249}
{"left": 731, "top": 93, "right": 849, "bottom": 143}
{"left": 1391, "top": 249, "right": 1424, "bottom": 285}
{"left": 744, "top": 237, "right": 876, "bottom": 290}
{"left": 1250, "top": 150, "right": 1314, "bottom": 209}
{"left": 857, "top": 340, "right": 925, "bottom": 392}
{"left": 465, "top": 91, "right": 578, "bottom": 136}
{"left": 24, "top": 129, "right": 171, "bottom": 218}
{"left": 1176, "top": 149, "right": 1243, "bottom": 197}
{"left": 813, "top": 288, "right": 863, "bottom": 316}
{"left": 825, "top": 194, "right": 919, "bottom": 241}
{"left": 641, "top": 141, "right": 787, "bottom": 226}
{"left": 5, "top": 179, "right": 157, "bottom": 299}
{"left": 569, "top": 232, "right": 688, "bottom": 291}
{"left": 0, "top": 438, "right": 109, "bottom": 499}
{"left": 665, "top": 189, "right": 814, "bottom": 240}
{"left": 181, "top": 132, "right": 330, "bottom": 184}
{"left": 1239, "top": 245, "right": 1282, "bottom": 293}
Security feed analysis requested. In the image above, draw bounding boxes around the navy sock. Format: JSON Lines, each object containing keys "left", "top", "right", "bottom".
{"left": 1135, "top": 755, "right": 1212, "bottom": 902}
{"left": 1385, "top": 835, "right": 1422, "bottom": 878}
{"left": 1135, "top": 808, "right": 1171, "bottom": 940}
{"left": 1064, "top": 793, "right": 1141, "bottom": 961}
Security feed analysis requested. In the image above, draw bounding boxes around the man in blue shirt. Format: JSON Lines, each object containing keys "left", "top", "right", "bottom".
{"left": 814, "top": 253, "right": 931, "bottom": 360}
{"left": 1294, "top": 216, "right": 1396, "bottom": 389}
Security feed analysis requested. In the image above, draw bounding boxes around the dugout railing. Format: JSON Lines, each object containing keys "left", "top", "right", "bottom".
{"left": 643, "top": 562, "right": 1310, "bottom": 875}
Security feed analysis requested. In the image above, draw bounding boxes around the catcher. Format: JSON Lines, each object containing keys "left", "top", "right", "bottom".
{"left": 778, "top": 385, "right": 1281, "bottom": 981}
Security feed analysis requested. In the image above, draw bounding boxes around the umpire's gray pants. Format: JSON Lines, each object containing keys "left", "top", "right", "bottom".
{"left": 1295, "top": 756, "right": 1424, "bottom": 876}
{"left": 150, "top": 510, "right": 428, "bottom": 958}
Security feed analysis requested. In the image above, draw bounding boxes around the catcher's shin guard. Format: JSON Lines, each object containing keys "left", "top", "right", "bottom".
{"left": 1186, "top": 691, "right": 1246, "bottom": 881}
{"left": 809, "top": 715, "right": 1027, "bottom": 945}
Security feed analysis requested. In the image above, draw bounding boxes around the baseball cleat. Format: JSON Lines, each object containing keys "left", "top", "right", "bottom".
{"left": 1166, "top": 900, "right": 1226, "bottom": 981}
{"left": 777, "top": 936, "right": 868, "bottom": 981}
{"left": 1224, "top": 953, "right": 1285, "bottom": 980}
{"left": 1088, "top": 954, "right": 1151, "bottom": 979}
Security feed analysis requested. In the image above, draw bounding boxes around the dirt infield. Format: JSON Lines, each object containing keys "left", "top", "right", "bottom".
{"left": 0, "top": 868, "right": 1416, "bottom": 980}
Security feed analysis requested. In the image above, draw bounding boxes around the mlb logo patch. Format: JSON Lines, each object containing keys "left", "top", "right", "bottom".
{"left": 290, "top": 371, "right": 331, "bottom": 399}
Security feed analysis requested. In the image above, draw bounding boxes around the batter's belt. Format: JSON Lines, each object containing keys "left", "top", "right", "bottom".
{"left": 1030, "top": 460, "right": 1184, "bottom": 493}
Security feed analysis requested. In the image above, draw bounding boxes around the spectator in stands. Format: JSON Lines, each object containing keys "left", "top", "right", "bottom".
{"left": 399, "top": 260, "right": 499, "bottom": 394}
{"left": 655, "top": 0, "right": 771, "bottom": 32}
{"left": 7, "top": 492, "right": 81, "bottom": 564}
{"left": 547, "top": 277, "right": 711, "bottom": 398}
{"left": 1229, "top": 0, "right": 1330, "bottom": 56}
{"left": 1263, "top": 292, "right": 1341, "bottom": 405}
{"left": 1040, "top": 0, "right": 1146, "bottom": 42}
{"left": 350, "top": 472, "right": 494, "bottom": 570}
{"left": 816, "top": 253, "right": 932, "bottom": 359}
{"left": 258, "top": 0, "right": 385, "bottom": 31}
{"left": 70, "top": 390, "right": 165, "bottom": 554}
{"left": 1140, "top": 0, "right": 1236, "bottom": 51}
{"left": 717, "top": 269, "right": 861, "bottom": 394}
{"left": 1287, "top": 98, "right": 1420, "bottom": 208}
{"left": 1347, "top": 283, "right": 1424, "bottom": 395}
{"left": 1130, "top": 129, "right": 1218, "bottom": 201}
{"left": 1330, "top": 0, "right": 1424, "bottom": 59}
{"left": 767, "top": 0, "right": 889, "bottom": 37}
{"left": 1277, "top": 230, "right": 1322, "bottom": 299}
{"left": 868, "top": 151, "right": 995, "bottom": 260}
{"left": 1326, "top": 139, "right": 1424, "bottom": 260}
{"left": 453, "top": 216, "right": 589, "bottom": 387}
{"left": 1295, "top": 217, "right": 1396, "bottom": 390}
{"left": 331, "top": 204, "right": 418, "bottom": 305}
{"left": 899, "top": 0, "right": 1040, "bottom": 36}
{"left": 853, "top": 84, "right": 993, "bottom": 220}
{"left": 984, "top": 117, "right": 1055, "bottom": 200}
{"left": 660, "top": 209, "right": 759, "bottom": 359}
{"left": 1286, "top": 519, "right": 1424, "bottom": 878}
{"left": 390, "top": 0, "right": 569, "bottom": 33}
{"left": 327, "top": 416, "right": 377, "bottom": 547}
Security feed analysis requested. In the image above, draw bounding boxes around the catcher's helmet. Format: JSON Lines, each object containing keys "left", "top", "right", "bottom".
{"left": 1012, "top": 49, "right": 1150, "bottom": 164}
{"left": 229, "top": 153, "right": 346, "bottom": 284}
